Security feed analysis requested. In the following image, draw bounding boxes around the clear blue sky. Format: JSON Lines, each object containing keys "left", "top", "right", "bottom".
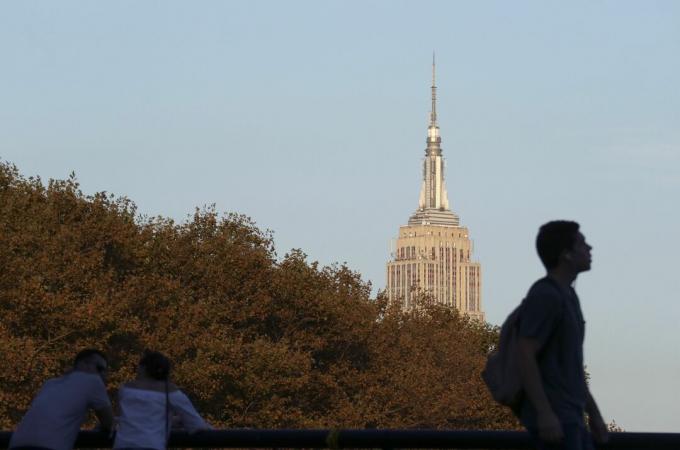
{"left": 2, "top": 0, "right": 679, "bottom": 432}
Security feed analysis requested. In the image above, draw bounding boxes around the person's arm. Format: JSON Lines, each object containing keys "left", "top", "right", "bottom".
{"left": 585, "top": 388, "right": 609, "bottom": 443}
{"left": 87, "top": 375, "right": 114, "bottom": 431}
{"left": 94, "top": 405, "right": 114, "bottom": 431}
{"left": 517, "top": 336, "right": 563, "bottom": 443}
{"left": 171, "top": 391, "right": 213, "bottom": 433}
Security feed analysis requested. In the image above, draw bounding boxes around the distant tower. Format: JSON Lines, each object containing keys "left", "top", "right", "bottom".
{"left": 386, "top": 56, "right": 483, "bottom": 321}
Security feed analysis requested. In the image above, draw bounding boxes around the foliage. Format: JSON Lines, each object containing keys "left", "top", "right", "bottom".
{"left": 0, "top": 161, "right": 517, "bottom": 430}
{"left": 608, "top": 420, "right": 624, "bottom": 432}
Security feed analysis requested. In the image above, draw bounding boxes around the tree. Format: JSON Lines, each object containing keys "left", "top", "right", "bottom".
{"left": 0, "top": 161, "right": 517, "bottom": 430}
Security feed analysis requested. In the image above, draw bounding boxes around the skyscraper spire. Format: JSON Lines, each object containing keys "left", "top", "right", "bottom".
{"left": 430, "top": 52, "right": 437, "bottom": 127}
{"left": 411, "top": 55, "right": 459, "bottom": 226}
{"left": 426, "top": 52, "right": 442, "bottom": 155}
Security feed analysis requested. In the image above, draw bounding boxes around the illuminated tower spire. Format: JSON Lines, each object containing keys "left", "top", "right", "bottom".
{"left": 410, "top": 55, "right": 459, "bottom": 227}
{"left": 430, "top": 53, "right": 437, "bottom": 128}
{"left": 426, "top": 53, "right": 441, "bottom": 157}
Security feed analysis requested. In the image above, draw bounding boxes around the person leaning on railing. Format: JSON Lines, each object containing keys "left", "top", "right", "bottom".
{"left": 113, "top": 350, "right": 212, "bottom": 450}
{"left": 9, "top": 349, "right": 114, "bottom": 450}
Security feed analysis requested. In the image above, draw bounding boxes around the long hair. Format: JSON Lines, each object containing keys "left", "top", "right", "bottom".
{"left": 139, "top": 350, "right": 172, "bottom": 442}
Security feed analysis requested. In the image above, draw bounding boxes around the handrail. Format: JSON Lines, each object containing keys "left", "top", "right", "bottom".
{"left": 1, "top": 429, "right": 679, "bottom": 449}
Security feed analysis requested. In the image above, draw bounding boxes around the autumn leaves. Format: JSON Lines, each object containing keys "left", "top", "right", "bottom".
{"left": 0, "top": 162, "right": 516, "bottom": 430}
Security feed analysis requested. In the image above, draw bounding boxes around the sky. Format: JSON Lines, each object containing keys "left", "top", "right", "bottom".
{"left": 1, "top": 0, "right": 679, "bottom": 432}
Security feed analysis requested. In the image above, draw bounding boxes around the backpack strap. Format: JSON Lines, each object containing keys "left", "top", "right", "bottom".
{"left": 165, "top": 379, "right": 170, "bottom": 447}
{"left": 518, "top": 277, "right": 567, "bottom": 355}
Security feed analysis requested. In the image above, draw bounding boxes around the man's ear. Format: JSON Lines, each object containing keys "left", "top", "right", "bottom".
{"left": 564, "top": 252, "right": 573, "bottom": 261}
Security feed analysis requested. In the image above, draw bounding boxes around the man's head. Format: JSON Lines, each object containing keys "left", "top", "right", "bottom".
{"left": 536, "top": 220, "right": 592, "bottom": 273}
{"left": 73, "top": 349, "right": 109, "bottom": 381}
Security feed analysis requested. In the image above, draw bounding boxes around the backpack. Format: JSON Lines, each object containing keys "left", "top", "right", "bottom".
{"left": 481, "top": 303, "right": 524, "bottom": 414}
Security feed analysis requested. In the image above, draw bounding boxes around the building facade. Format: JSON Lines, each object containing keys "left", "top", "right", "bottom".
{"left": 386, "top": 61, "right": 483, "bottom": 321}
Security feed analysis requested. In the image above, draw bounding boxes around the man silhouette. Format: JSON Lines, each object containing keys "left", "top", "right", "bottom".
{"left": 9, "top": 349, "right": 114, "bottom": 450}
{"left": 517, "top": 221, "right": 608, "bottom": 449}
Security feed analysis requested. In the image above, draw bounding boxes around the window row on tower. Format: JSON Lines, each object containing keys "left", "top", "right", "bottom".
{"left": 395, "top": 245, "right": 471, "bottom": 262}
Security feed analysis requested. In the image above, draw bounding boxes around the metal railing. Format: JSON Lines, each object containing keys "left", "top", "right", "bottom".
{"left": 2, "top": 429, "right": 680, "bottom": 449}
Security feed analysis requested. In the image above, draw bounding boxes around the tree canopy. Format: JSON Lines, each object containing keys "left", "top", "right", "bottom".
{"left": 0, "top": 161, "right": 516, "bottom": 430}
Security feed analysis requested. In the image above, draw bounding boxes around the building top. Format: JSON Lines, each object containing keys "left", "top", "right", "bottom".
{"left": 408, "top": 55, "right": 460, "bottom": 227}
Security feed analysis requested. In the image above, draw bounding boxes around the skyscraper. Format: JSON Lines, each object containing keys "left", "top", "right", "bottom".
{"left": 386, "top": 58, "right": 483, "bottom": 321}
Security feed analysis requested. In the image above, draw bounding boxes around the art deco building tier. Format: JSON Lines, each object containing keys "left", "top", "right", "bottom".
{"left": 386, "top": 59, "right": 483, "bottom": 321}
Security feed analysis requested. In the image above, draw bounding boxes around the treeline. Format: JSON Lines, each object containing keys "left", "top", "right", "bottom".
{"left": 0, "top": 161, "right": 516, "bottom": 430}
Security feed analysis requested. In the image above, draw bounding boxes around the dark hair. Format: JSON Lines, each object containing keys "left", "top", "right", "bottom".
{"left": 536, "top": 221, "right": 580, "bottom": 270}
{"left": 73, "top": 349, "right": 108, "bottom": 368}
{"left": 139, "top": 350, "right": 172, "bottom": 381}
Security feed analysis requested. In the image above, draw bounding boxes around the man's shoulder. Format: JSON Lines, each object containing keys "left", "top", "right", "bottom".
{"left": 527, "top": 277, "right": 563, "bottom": 298}
{"left": 62, "top": 371, "right": 107, "bottom": 392}
{"left": 524, "top": 277, "right": 563, "bottom": 309}
{"left": 68, "top": 370, "right": 102, "bottom": 381}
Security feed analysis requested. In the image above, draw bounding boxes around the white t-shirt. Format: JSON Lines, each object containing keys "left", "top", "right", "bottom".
{"left": 113, "top": 386, "right": 210, "bottom": 450}
{"left": 10, "top": 371, "right": 111, "bottom": 450}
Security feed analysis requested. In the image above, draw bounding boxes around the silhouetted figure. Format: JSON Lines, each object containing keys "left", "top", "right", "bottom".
{"left": 517, "top": 221, "right": 608, "bottom": 449}
{"left": 113, "top": 350, "right": 211, "bottom": 450}
{"left": 9, "top": 349, "right": 114, "bottom": 450}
